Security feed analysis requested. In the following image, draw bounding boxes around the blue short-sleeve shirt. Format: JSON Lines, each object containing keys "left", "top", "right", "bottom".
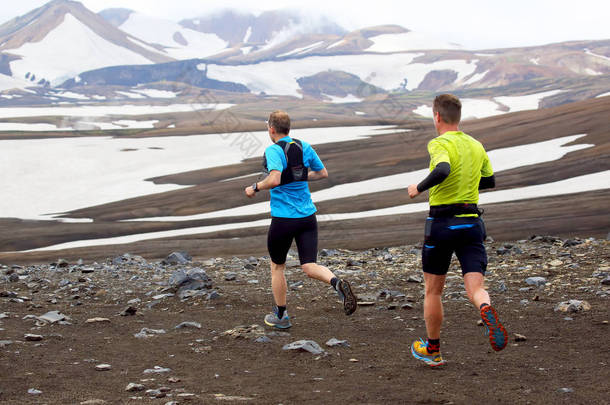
{"left": 264, "top": 136, "right": 324, "bottom": 218}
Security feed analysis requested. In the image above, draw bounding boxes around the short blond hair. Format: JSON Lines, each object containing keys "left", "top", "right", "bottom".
{"left": 268, "top": 110, "right": 290, "bottom": 135}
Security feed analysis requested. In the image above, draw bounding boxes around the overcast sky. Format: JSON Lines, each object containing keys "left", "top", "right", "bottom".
{"left": 1, "top": 0, "right": 608, "bottom": 49}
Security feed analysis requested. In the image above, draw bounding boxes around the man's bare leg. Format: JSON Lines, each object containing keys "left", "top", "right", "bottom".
{"left": 423, "top": 273, "right": 447, "bottom": 339}
{"left": 271, "top": 261, "right": 287, "bottom": 306}
{"left": 464, "top": 272, "right": 490, "bottom": 308}
{"left": 464, "top": 272, "right": 508, "bottom": 351}
{"left": 301, "top": 262, "right": 334, "bottom": 283}
{"left": 301, "top": 262, "right": 357, "bottom": 315}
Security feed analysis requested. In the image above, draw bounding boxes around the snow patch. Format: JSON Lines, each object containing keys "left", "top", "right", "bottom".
{"left": 327, "top": 39, "right": 346, "bottom": 49}
{"left": 584, "top": 48, "right": 610, "bottom": 62}
{"left": 243, "top": 26, "right": 252, "bottom": 43}
{"left": 9, "top": 13, "right": 155, "bottom": 85}
{"left": 596, "top": 91, "right": 610, "bottom": 98}
{"left": 323, "top": 94, "right": 363, "bottom": 104}
{"left": 133, "top": 89, "right": 178, "bottom": 98}
{"left": 462, "top": 70, "right": 489, "bottom": 85}
{"left": 366, "top": 32, "right": 461, "bottom": 53}
{"left": 278, "top": 41, "right": 324, "bottom": 58}
{"left": 494, "top": 90, "right": 563, "bottom": 112}
{"left": 0, "top": 103, "right": 233, "bottom": 119}
{"left": 119, "top": 12, "right": 227, "bottom": 59}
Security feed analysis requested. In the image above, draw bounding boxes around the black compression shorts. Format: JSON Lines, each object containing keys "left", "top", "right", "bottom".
{"left": 422, "top": 216, "right": 488, "bottom": 276}
{"left": 267, "top": 214, "right": 318, "bottom": 265}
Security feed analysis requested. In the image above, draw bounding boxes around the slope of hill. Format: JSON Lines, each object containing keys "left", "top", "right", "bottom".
{"left": 0, "top": 0, "right": 173, "bottom": 86}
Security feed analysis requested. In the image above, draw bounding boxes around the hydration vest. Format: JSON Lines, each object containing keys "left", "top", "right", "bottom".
{"left": 263, "top": 139, "right": 309, "bottom": 186}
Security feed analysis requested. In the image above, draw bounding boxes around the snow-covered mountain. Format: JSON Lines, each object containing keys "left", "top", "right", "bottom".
{"left": 0, "top": 0, "right": 172, "bottom": 87}
{"left": 101, "top": 9, "right": 229, "bottom": 60}
{"left": 0, "top": 0, "right": 607, "bottom": 109}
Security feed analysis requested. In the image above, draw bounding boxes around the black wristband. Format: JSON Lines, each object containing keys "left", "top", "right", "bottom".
{"left": 252, "top": 182, "right": 259, "bottom": 192}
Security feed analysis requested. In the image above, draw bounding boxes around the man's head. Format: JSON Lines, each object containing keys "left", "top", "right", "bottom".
{"left": 432, "top": 94, "right": 461, "bottom": 131}
{"left": 267, "top": 111, "right": 290, "bottom": 141}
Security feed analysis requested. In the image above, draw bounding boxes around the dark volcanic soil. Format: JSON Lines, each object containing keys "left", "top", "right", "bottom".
{"left": 1, "top": 236, "right": 608, "bottom": 404}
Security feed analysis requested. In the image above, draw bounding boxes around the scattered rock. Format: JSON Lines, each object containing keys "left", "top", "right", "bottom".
{"left": 407, "top": 275, "right": 422, "bottom": 283}
{"left": 222, "top": 324, "right": 265, "bottom": 340}
{"left": 283, "top": 340, "right": 325, "bottom": 355}
{"left": 80, "top": 400, "right": 107, "bottom": 405}
{"left": 120, "top": 306, "right": 137, "bottom": 316}
{"left": 126, "top": 383, "right": 146, "bottom": 392}
{"left": 24, "top": 334, "right": 43, "bottom": 341}
{"left": 163, "top": 251, "right": 192, "bottom": 265}
{"left": 525, "top": 277, "right": 547, "bottom": 287}
{"left": 85, "top": 317, "right": 110, "bottom": 324}
{"left": 558, "top": 388, "right": 574, "bottom": 393}
{"left": 255, "top": 336, "right": 271, "bottom": 343}
{"left": 514, "top": 333, "right": 527, "bottom": 342}
{"left": 224, "top": 272, "right": 237, "bottom": 281}
{"left": 175, "top": 321, "right": 202, "bottom": 329}
{"left": 143, "top": 366, "right": 172, "bottom": 374}
{"left": 28, "top": 388, "right": 42, "bottom": 395}
{"left": 95, "top": 364, "right": 112, "bottom": 371}
{"left": 38, "top": 310, "right": 70, "bottom": 324}
{"left": 326, "top": 338, "right": 350, "bottom": 347}
{"left": 134, "top": 328, "right": 167, "bottom": 338}
{"left": 554, "top": 300, "right": 591, "bottom": 313}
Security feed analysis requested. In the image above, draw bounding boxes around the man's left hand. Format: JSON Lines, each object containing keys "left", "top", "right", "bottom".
{"left": 407, "top": 184, "right": 420, "bottom": 199}
{"left": 245, "top": 186, "right": 256, "bottom": 198}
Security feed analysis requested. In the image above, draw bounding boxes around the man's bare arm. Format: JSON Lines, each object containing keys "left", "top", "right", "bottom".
{"left": 308, "top": 167, "right": 328, "bottom": 181}
{"left": 244, "top": 170, "right": 281, "bottom": 198}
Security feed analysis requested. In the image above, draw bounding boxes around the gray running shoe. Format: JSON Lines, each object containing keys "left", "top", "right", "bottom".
{"left": 264, "top": 311, "right": 292, "bottom": 329}
{"left": 336, "top": 279, "right": 357, "bottom": 315}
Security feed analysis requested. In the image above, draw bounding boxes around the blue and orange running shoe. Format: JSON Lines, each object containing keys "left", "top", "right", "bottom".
{"left": 411, "top": 338, "right": 447, "bottom": 367}
{"left": 480, "top": 305, "right": 508, "bottom": 351}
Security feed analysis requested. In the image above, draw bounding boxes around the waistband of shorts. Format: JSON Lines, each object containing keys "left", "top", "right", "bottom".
{"left": 428, "top": 204, "right": 481, "bottom": 218}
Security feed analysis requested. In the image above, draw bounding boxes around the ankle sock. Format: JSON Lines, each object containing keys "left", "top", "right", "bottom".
{"left": 330, "top": 277, "right": 339, "bottom": 290}
{"left": 427, "top": 338, "right": 440, "bottom": 354}
{"left": 276, "top": 305, "right": 286, "bottom": 318}
{"left": 480, "top": 303, "right": 490, "bottom": 310}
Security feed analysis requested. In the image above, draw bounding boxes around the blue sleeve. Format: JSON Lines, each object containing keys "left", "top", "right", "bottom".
{"left": 304, "top": 143, "right": 324, "bottom": 171}
{"left": 265, "top": 145, "right": 285, "bottom": 172}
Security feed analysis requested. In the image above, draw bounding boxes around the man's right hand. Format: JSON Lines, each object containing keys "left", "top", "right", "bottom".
{"left": 407, "top": 184, "right": 420, "bottom": 199}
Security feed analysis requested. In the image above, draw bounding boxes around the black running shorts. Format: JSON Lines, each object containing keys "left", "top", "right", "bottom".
{"left": 422, "top": 216, "right": 488, "bottom": 276}
{"left": 267, "top": 214, "right": 318, "bottom": 265}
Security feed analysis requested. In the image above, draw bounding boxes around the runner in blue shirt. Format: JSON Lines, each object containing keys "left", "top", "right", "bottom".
{"left": 244, "top": 110, "right": 357, "bottom": 328}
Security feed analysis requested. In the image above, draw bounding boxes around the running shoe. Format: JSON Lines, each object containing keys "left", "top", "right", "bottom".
{"left": 411, "top": 338, "right": 447, "bottom": 367}
{"left": 336, "top": 279, "right": 357, "bottom": 315}
{"left": 480, "top": 305, "right": 508, "bottom": 351}
{"left": 264, "top": 309, "right": 292, "bottom": 329}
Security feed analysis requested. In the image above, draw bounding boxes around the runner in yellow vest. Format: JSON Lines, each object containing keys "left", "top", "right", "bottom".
{"left": 407, "top": 94, "right": 508, "bottom": 367}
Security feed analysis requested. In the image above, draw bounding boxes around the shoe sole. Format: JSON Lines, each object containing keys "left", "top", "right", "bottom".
{"left": 481, "top": 306, "right": 508, "bottom": 351}
{"left": 339, "top": 280, "right": 357, "bottom": 315}
{"left": 264, "top": 319, "right": 292, "bottom": 329}
{"left": 410, "top": 344, "right": 447, "bottom": 367}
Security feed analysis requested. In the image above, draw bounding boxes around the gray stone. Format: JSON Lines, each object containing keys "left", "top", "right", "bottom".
{"left": 224, "top": 272, "right": 237, "bottom": 281}
{"left": 152, "top": 293, "right": 174, "bottom": 300}
{"left": 206, "top": 290, "right": 220, "bottom": 300}
{"left": 0, "top": 340, "right": 13, "bottom": 347}
{"left": 407, "top": 275, "right": 422, "bottom": 283}
{"left": 558, "top": 388, "right": 574, "bottom": 393}
{"left": 25, "top": 334, "right": 43, "bottom": 341}
{"left": 282, "top": 340, "right": 325, "bottom": 355}
{"left": 80, "top": 400, "right": 107, "bottom": 405}
{"left": 514, "top": 333, "right": 527, "bottom": 342}
{"left": 175, "top": 322, "right": 202, "bottom": 329}
{"left": 134, "top": 328, "right": 166, "bottom": 338}
{"left": 143, "top": 366, "right": 172, "bottom": 374}
{"left": 126, "top": 383, "right": 146, "bottom": 392}
{"left": 554, "top": 300, "right": 591, "bottom": 313}
{"left": 95, "top": 364, "right": 112, "bottom": 371}
{"left": 601, "top": 277, "right": 610, "bottom": 285}
{"left": 525, "top": 277, "right": 547, "bottom": 287}
{"left": 38, "top": 310, "right": 69, "bottom": 324}
{"left": 163, "top": 251, "right": 192, "bottom": 265}
{"left": 255, "top": 336, "right": 271, "bottom": 343}
{"left": 120, "top": 306, "right": 137, "bottom": 316}
{"left": 8, "top": 273, "right": 19, "bottom": 282}
{"left": 325, "top": 338, "right": 350, "bottom": 347}
{"left": 28, "top": 388, "right": 42, "bottom": 395}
